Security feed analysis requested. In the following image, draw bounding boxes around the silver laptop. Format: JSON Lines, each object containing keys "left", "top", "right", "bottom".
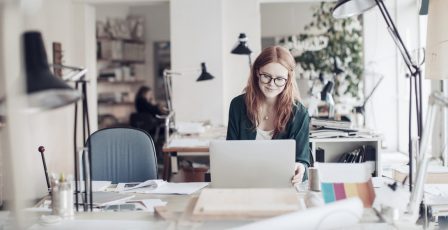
{"left": 209, "top": 140, "right": 296, "bottom": 188}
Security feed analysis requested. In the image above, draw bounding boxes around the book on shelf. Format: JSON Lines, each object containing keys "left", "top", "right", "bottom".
{"left": 392, "top": 164, "right": 448, "bottom": 184}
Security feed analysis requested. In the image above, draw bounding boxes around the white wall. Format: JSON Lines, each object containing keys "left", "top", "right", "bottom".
{"left": 95, "top": 4, "right": 130, "bottom": 21}
{"left": 260, "top": 2, "right": 318, "bottom": 37}
{"left": 130, "top": 3, "right": 170, "bottom": 98}
{"left": 170, "top": 0, "right": 225, "bottom": 125}
{"left": 363, "top": 0, "right": 399, "bottom": 151}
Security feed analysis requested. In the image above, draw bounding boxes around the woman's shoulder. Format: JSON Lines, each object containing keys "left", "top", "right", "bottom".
{"left": 230, "top": 94, "right": 246, "bottom": 107}
{"left": 292, "top": 101, "right": 309, "bottom": 119}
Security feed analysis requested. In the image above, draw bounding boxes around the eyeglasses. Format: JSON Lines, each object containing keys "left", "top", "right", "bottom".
{"left": 258, "top": 73, "right": 287, "bottom": 87}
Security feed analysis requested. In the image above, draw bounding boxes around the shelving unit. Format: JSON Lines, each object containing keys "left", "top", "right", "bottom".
{"left": 96, "top": 19, "right": 146, "bottom": 129}
{"left": 310, "top": 137, "right": 381, "bottom": 177}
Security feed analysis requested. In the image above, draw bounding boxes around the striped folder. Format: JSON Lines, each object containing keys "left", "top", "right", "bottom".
{"left": 318, "top": 163, "right": 375, "bottom": 208}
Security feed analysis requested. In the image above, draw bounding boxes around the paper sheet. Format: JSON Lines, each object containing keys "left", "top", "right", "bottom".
{"left": 127, "top": 199, "right": 167, "bottom": 212}
{"left": 116, "top": 180, "right": 166, "bottom": 192}
{"left": 72, "top": 181, "right": 112, "bottom": 192}
{"left": 121, "top": 182, "right": 208, "bottom": 195}
{"left": 176, "top": 122, "right": 205, "bottom": 134}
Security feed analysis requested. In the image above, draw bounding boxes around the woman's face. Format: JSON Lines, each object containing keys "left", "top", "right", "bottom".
{"left": 257, "top": 62, "right": 289, "bottom": 100}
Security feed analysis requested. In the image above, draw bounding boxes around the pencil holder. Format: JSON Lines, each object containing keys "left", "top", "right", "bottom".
{"left": 51, "top": 178, "right": 74, "bottom": 218}
{"left": 308, "top": 167, "right": 321, "bottom": 192}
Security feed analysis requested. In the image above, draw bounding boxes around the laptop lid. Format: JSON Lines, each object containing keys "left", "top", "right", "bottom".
{"left": 209, "top": 140, "right": 296, "bottom": 188}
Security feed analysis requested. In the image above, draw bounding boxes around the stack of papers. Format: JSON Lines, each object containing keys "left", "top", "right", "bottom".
{"left": 176, "top": 122, "right": 205, "bottom": 134}
{"left": 310, "top": 129, "right": 351, "bottom": 138}
{"left": 116, "top": 180, "right": 208, "bottom": 195}
{"left": 310, "top": 118, "right": 352, "bottom": 130}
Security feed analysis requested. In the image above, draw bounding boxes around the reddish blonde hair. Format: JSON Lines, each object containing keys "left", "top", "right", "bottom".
{"left": 244, "top": 46, "right": 300, "bottom": 136}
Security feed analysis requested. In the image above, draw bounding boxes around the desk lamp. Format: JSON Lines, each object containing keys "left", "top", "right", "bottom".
{"left": 354, "top": 75, "right": 384, "bottom": 126}
{"left": 24, "top": 31, "right": 92, "bottom": 211}
{"left": 406, "top": 0, "right": 448, "bottom": 221}
{"left": 24, "top": 31, "right": 81, "bottom": 111}
{"left": 162, "top": 63, "right": 215, "bottom": 142}
{"left": 332, "top": 0, "right": 424, "bottom": 192}
{"left": 321, "top": 81, "right": 335, "bottom": 118}
{"left": 231, "top": 33, "right": 252, "bottom": 67}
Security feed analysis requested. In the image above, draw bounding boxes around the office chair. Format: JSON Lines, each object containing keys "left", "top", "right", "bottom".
{"left": 86, "top": 127, "right": 158, "bottom": 184}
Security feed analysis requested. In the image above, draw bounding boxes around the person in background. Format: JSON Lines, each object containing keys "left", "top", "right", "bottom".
{"left": 135, "top": 86, "right": 167, "bottom": 116}
{"left": 226, "top": 45, "right": 310, "bottom": 183}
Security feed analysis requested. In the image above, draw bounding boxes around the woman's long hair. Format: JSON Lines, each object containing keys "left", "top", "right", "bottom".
{"left": 135, "top": 86, "right": 151, "bottom": 102}
{"left": 244, "top": 46, "right": 300, "bottom": 137}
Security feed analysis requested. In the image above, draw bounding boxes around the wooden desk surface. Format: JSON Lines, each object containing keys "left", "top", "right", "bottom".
{"left": 27, "top": 188, "right": 404, "bottom": 230}
{"left": 162, "top": 145, "right": 209, "bottom": 153}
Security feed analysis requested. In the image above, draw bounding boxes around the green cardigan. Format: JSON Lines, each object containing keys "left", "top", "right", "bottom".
{"left": 226, "top": 94, "right": 311, "bottom": 168}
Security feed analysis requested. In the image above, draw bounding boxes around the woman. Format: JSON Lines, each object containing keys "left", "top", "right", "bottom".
{"left": 226, "top": 46, "right": 310, "bottom": 183}
{"left": 135, "top": 86, "right": 165, "bottom": 116}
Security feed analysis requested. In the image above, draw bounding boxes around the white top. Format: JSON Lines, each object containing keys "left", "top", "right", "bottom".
{"left": 256, "top": 128, "right": 274, "bottom": 140}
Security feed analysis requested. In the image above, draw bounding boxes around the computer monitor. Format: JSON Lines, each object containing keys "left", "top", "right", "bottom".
{"left": 209, "top": 140, "right": 296, "bottom": 188}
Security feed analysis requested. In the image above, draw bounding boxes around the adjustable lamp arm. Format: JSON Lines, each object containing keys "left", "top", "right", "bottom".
{"left": 406, "top": 92, "right": 448, "bottom": 221}
{"left": 156, "top": 111, "right": 175, "bottom": 145}
{"left": 50, "top": 64, "right": 88, "bottom": 82}
{"left": 362, "top": 75, "right": 384, "bottom": 108}
{"left": 375, "top": 0, "right": 418, "bottom": 74}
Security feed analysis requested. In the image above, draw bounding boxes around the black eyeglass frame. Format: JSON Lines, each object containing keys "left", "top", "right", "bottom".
{"left": 258, "top": 72, "right": 288, "bottom": 87}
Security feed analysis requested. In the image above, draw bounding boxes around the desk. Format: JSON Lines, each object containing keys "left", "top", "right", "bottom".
{"left": 162, "top": 126, "right": 226, "bottom": 181}
{"left": 24, "top": 187, "right": 418, "bottom": 230}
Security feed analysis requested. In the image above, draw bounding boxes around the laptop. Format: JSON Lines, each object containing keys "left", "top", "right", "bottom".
{"left": 209, "top": 140, "right": 296, "bottom": 188}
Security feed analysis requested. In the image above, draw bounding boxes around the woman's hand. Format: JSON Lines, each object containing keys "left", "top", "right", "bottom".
{"left": 291, "top": 163, "right": 305, "bottom": 185}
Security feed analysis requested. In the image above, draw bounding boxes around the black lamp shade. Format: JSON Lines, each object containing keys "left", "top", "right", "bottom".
{"left": 321, "top": 81, "right": 334, "bottom": 101}
{"left": 231, "top": 33, "right": 252, "bottom": 55}
{"left": 196, "top": 62, "right": 214, "bottom": 81}
{"left": 24, "top": 31, "right": 81, "bottom": 111}
{"left": 419, "top": 0, "right": 429, "bottom": 15}
{"left": 332, "top": 0, "right": 376, "bottom": 19}
{"left": 333, "top": 57, "right": 344, "bottom": 75}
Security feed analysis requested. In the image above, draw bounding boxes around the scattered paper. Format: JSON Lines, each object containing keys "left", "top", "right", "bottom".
{"left": 121, "top": 181, "right": 209, "bottom": 195}
{"left": 116, "top": 180, "right": 166, "bottom": 192}
{"left": 127, "top": 199, "right": 167, "bottom": 212}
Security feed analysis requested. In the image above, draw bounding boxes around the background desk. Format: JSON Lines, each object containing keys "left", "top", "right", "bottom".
{"left": 163, "top": 136, "right": 382, "bottom": 181}
{"left": 162, "top": 126, "right": 226, "bottom": 181}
